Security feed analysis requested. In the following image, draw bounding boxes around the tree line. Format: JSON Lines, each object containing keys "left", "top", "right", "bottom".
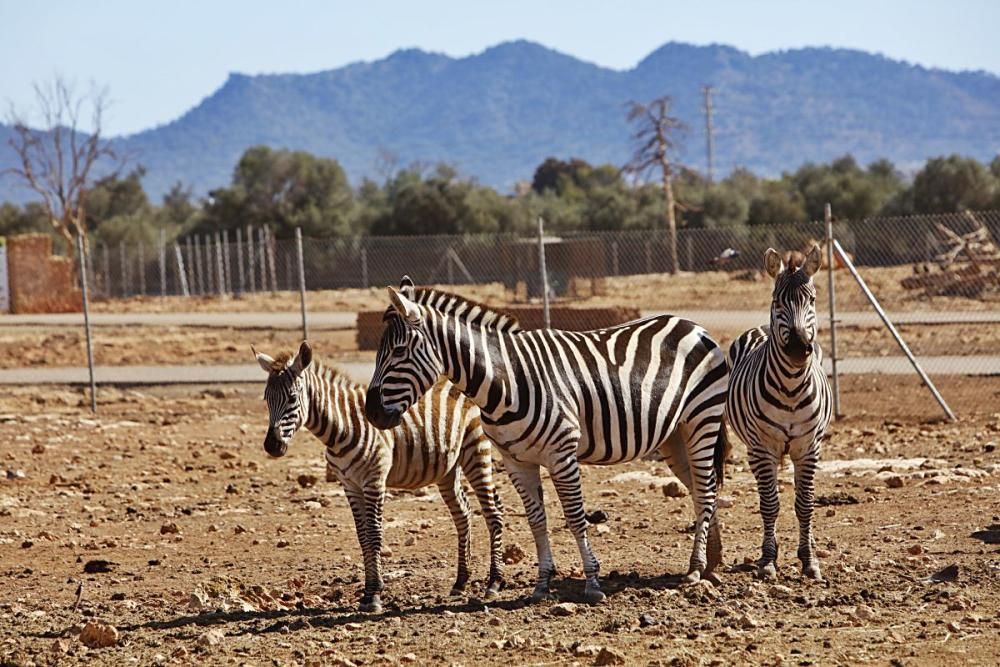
{"left": 3, "top": 145, "right": 999, "bottom": 248}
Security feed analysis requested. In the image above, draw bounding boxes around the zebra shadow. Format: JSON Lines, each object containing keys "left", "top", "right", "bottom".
{"left": 971, "top": 524, "right": 1000, "bottom": 545}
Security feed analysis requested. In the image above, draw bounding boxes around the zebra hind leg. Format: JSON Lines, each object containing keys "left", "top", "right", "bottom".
{"left": 793, "top": 448, "right": 822, "bottom": 581}
{"left": 438, "top": 468, "right": 473, "bottom": 596}
{"left": 549, "top": 450, "right": 605, "bottom": 604}
{"left": 345, "top": 485, "right": 383, "bottom": 613}
{"left": 503, "top": 459, "right": 557, "bottom": 603}
{"left": 459, "top": 439, "right": 505, "bottom": 600}
{"left": 749, "top": 450, "right": 780, "bottom": 579}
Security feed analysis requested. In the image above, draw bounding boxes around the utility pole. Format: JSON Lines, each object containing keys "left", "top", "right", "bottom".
{"left": 702, "top": 84, "right": 715, "bottom": 184}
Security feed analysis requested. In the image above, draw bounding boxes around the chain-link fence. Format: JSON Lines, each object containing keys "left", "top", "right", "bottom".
{"left": 89, "top": 211, "right": 1000, "bottom": 302}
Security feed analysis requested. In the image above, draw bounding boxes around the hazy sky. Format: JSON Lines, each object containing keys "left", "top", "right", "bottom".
{"left": 3, "top": 0, "right": 998, "bottom": 136}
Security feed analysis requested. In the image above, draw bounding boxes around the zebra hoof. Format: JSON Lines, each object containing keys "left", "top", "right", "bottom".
{"left": 680, "top": 570, "right": 702, "bottom": 585}
{"left": 528, "top": 588, "right": 555, "bottom": 604}
{"left": 484, "top": 578, "right": 505, "bottom": 601}
{"left": 802, "top": 563, "right": 823, "bottom": 581}
{"left": 703, "top": 571, "right": 723, "bottom": 586}
{"left": 582, "top": 585, "right": 606, "bottom": 605}
{"left": 757, "top": 562, "right": 778, "bottom": 580}
{"left": 359, "top": 595, "right": 383, "bottom": 614}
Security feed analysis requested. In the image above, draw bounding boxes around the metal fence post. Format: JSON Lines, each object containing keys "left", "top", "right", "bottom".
{"left": 360, "top": 245, "right": 369, "bottom": 289}
{"left": 247, "top": 226, "right": 256, "bottom": 293}
{"left": 118, "top": 240, "right": 128, "bottom": 298}
{"left": 267, "top": 227, "right": 278, "bottom": 292}
{"left": 215, "top": 232, "right": 225, "bottom": 297}
{"left": 101, "top": 243, "right": 110, "bottom": 299}
{"left": 138, "top": 241, "right": 146, "bottom": 296}
{"left": 222, "top": 230, "right": 231, "bottom": 294}
{"left": 235, "top": 227, "right": 245, "bottom": 296}
{"left": 824, "top": 204, "right": 842, "bottom": 419}
{"left": 174, "top": 243, "right": 190, "bottom": 296}
{"left": 158, "top": 229, "right": 167, "bottom": 297}
{"left": 296, "top": 227, "right": 308, "bottom": 340}
{"left": 190, "top": 236, "right": 200, "bottom": 295}
{"left": 611, "top": 240, "right": 619, "bottom": 275}
{"left": 258, "top": 227, "right": 268, "bottom": 292}
{"left": 537, "top": 216, "right": 551, "bottom": 328}
{"left": 832, "top": 239, "right": 956, "bottom": 422}
{"left": 76, "top": 235, "right": 97, "bottom": 414}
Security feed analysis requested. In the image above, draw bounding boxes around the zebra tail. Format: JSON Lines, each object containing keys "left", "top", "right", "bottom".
{"left": 713, "top": 421, "right": 731, "bottom": 491}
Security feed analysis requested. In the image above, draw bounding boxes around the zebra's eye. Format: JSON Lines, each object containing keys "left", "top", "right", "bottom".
{"left": 392, "top": 345, "right": 408, "bottom": 357}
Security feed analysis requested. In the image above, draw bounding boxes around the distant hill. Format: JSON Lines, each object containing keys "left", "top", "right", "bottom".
{"left": 2, "top": 40, "right": 999, "bottom": 203}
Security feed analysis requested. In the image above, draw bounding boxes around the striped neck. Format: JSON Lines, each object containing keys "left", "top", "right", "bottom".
{"left": 301, "top": 361, "right": 369, "bottom": 446}
{"left": 764, "top": 335, "right": 814, "bottom": 391}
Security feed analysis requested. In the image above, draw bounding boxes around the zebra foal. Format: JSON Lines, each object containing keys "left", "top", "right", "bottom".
{"left": 365, "top": 278, "right": 730, "bottom": 604}
{"left": 255, "top": 341, "right": 505, "bottom": 613}
{"left": 726, "top": 245, "right": 833, "bottom": 581}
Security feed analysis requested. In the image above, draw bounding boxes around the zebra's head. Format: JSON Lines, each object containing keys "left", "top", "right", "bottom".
{"left": 254, "top": 341, "right": 313, "bottom": 457}
{"left": 763, "top": 244, "right": 822, "bottom": 367}
{"left": 365, "top": 276, "right": 444, "bottom": 430}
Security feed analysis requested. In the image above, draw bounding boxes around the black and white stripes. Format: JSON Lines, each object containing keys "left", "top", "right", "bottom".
{"left": 256, "top": 341, "right": 504, "bottom": 613}
{"left": 725, "top": 245, "right": 833, "bottom": 580}
{"left": 366, "top": 277, "right": 730, "bottom": 603}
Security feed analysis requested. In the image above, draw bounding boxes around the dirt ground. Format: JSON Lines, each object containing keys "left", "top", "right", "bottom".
{"left": 1, "top": 376, "right": 998, "bottom": 666}
{"left": 1, "top": 322, "right": 997, "bottom": 370}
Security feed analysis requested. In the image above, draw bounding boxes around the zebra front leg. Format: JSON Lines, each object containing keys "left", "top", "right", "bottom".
{"left": 793, "top": 447, "right": 822, "bottom": 580}
{"left": 361, "top": 482, "right": 387, "bottom": 612}
{"left": 344, "top": 485, "right": 382, "bottom": 613}
{"left": 460, "top": 441, "right": 505, "bottom": 599}
{"left": 438, "top": 468, "right": 473, "bottom": 596}
{"left": 749, "top": 448, "right": 780, "bottom": 579}
{"left": 504, "top": 459, "right": 557, "bottom": 603}
{"left": 549, "top": 450, "right": 605, "bottom": 604}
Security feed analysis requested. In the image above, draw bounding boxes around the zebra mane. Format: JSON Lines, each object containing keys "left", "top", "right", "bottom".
{"left": 384, "top": 287, "right": 523, "bottom": 332}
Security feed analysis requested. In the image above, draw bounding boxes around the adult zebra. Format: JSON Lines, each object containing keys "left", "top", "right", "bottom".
{"left": 365, "top": 278, "right": 730, "bottom": 604}
{"left": 726, "top": 245, "right": 832, "bottom": 581}
{"left": 255, "top": 341, "right": 505, "bottom": 613}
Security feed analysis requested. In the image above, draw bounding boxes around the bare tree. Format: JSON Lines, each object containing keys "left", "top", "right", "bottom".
{"left": 624, "top": 96, "right": 686, "bottom": 274}
{"left": 4, "top": 77, "right": 122, "bottom": 266}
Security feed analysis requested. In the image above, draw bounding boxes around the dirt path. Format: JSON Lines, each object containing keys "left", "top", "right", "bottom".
{"left": 1, "top": 376, "right": 998, "bottom": 665}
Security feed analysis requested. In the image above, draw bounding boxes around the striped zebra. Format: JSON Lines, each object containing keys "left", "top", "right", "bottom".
{"left": 725, "top": 245, "right": 833, "bottom": 581}
{"left": 255, "top": 341, "right": 505, "bottom": 613}
{"left": 365, "top": 278, "right": 730, "bottom": 604}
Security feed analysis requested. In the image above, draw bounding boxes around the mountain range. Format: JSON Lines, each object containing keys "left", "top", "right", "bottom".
{"left": 2, "top": 40, "right": 999, "bottom": 203}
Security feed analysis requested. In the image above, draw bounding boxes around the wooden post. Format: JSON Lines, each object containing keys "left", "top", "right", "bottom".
{"left": 296, "top": 227, "right": 308, "bottom": 340}
{"left": 825, "top": 204, "right": 842, "bottom": 419}
{"left": 76, "top": 235, "right": 97, "bottom": 414}
{"left": 137, "top": 241, "right": 146, "bottom": 296}
{"left": 158, "top": 229, "right": 167, "bottom": 297}
{"left": 174, "top": 243, "right": 190, "bottom": 296}
{"left": 247, "top": 225, "right": 256, "bottom": 293}
{"left": 537, "top": 217, "right": 550, "bottom": 328}
{"left": 267, "top": 228, "right": 278, "bottom": 292}
{"left": 235, "top": 227, "right": 245, "bottom": 296}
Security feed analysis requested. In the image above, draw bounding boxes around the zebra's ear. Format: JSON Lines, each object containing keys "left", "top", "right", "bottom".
{"left": 803, "top": 244, "right": 822, "bottom": 277}
{"left": 291, "top": 340, "right": 313, "bottom": 373}
{"left": 253, "top": 345, "right": 275, "bottom": 373}
{"left": 399, "top": 275, "right": 416, "bottom": 299}
{"left": 763, "top": 248, "right": 784, "bottom": 278}
{"left": 388, "top": 286, "right": 422, "bottom": 324}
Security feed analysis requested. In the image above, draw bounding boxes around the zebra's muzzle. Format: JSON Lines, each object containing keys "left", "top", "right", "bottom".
{"left": 364, "top": 387, "right": 402, "bottom": 430}
{"left": 264, "top": 427, "right": 288, "bottom": 458}
{"left": 783, "top": 330, "right": 813, "bottom": 366}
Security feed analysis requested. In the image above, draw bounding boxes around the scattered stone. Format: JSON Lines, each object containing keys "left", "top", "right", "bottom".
{"left": 276, "top": 540, "right": 290, "bottom": 548}
{"left": 886, "top": 476, "right": 905, "bottom": 489}
{"left": 197, "top": 629, "right": 225, "bottom": 648}
{"left": 297, "top": 474, "right": 318, "bottom": 488}
{"left": 825, "top": 508, "right": 836, "bottom": 517}
{"left": 51, "top": 639, "right": 70, "bottom": 655}
{"left": 79, "top": 620, "right": 120, "bottom": 648}
{"left": 932, "top": 529, "right": 945, "bottom": 540}
{"left": 816, "top": 548, "right": 832, "bottom": 558}
{"left": 595, "top": 646, "right": 627, "bottom": 666}
{"left": 717, "top": 496, "right": 735, "bottom": 508}
{"left": 400, "top": 654, "right": 418, "bottom": 663}
{"left": 6, "top": 469, "right": 26, "bottom": 480}
{"left": 84, "top": 560, "right": 116, "bottom": 574}
{"left": 662, "top": 481, "right": 688, "bottom": 498}
{"left": 218, "top": 451, "right": 237, "bottom": 460}
{"left": 946, "top": 620, "right": 961, "bottom": 633}
{"left": 984, "top": 442, "right": 996, "bottom": 453}
{"left": 768, "top": 584, "right": 794, "bottom": 599}
{"left": 549, "top": 602, "right": 577, "bottom": 617}
{"left": 234, "top": 524, "right": 248, "bottom": 535}
{"left": 638, "top": 613, "right": 657, "bottom": 628}
{"left": 586, "top": 509, "right": 609, "bottom": 524}
{"left": 488, "top": 639, "right": 504, "bottom": 649}
{"left": 574, "top": 644, "right": 603, "bottom": 657}
{"left": 929, "top": 564, "right": 960, "bottom": 583}
{"left": 596, "top": 524, "right": 611, "bottom": 535}
{"left": 32, "top": 443, "right": 46, "bottom": 455}
{"left": 160, "top": 522, "right": 180, "bottom": 535}
{"left": 404, "top": 535, "right": 416, "bottom": 546}
{"left": 502, "top": 543, "right": 526, "bottom": 565}
{"left": 854, "top": 605, "right": 878, "bottom": 622}
{"left": 188, "top": 590, "right": 208, "bottom": 612}
{"left": 738, "top": 612, "right": 758, "bottom": 629}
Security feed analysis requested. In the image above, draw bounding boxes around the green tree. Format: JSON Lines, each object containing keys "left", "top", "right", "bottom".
{"left": 910, "top": 155, "right": 997, "bottom": 213}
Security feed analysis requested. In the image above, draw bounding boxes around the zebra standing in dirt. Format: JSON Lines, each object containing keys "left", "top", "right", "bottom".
{"left": 726, "top": 245, "right": 833, "bottom": 581}
{"left": 365, "top": 278, "right": 730, "bottom": 604}
{"left": 255, "top": 341, "right": 505, "bottom": 613}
